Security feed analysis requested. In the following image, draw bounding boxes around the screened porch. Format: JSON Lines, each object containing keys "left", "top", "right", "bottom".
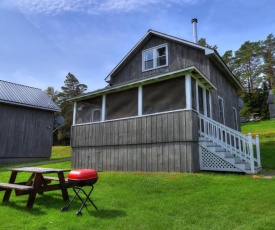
{"left": 72, "top": 66, "right": 216, "bottom": 126}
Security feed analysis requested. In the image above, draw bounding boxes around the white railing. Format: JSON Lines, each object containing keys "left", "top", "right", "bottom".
{"left": 198, "top": 114, "right": 261, "bottom": 173}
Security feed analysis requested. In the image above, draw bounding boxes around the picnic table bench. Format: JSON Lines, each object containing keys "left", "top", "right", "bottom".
{"left": 0, "top": 167, "right": 73, "bottom": 208}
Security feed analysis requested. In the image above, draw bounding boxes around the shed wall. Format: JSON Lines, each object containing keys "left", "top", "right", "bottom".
{"left": 71, "top": 110, "right": 200, "bottom": 172}
{"left": 0, "top": 103, "right": 54, "bottom": 164}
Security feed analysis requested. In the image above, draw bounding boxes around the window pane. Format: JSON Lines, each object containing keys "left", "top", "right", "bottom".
{"left": 157, "top": 56, "right": 166, "bottom": 66}
{"left": 157, "top": 47, "right": 166, "bottom": 57}
{"left": 218, "top": 98, "right": 224, "bottom": 124}
{"left": 145, "top": 60, "right": 153, "bottom": 69}
{"left": 143, "top": 77, "right": 186, "bottom": 115}
{"left": 198, "top": 86, "right": 204, "bottom": 114}
{"left": 145, "top": 50, "right": 153, "bottom": 61}
{"left": 75, "top": 96, "right": 102, "bottom": 124}
{"left": 93, "top": 109, "right": 101, "bottom": 122}
{"left": 206, "top": 90, "right": 210, "bottom": 117}
{"left": 106, "top": 88, "right": 138, "bottom": 120}
{"left": 233, "top": 108, "right": 237, "bottom": 130}
{"left": 156, "top": 47, "right": 166, "bottom": 67}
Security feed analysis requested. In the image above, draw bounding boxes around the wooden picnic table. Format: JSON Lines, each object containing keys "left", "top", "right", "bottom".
{"left": 0, "top": 167, "right": 73, "bottom": 208}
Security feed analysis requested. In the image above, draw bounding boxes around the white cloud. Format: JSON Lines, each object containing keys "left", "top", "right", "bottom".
{"left": 1, "top": 0, "right": 200, "bottom": 15}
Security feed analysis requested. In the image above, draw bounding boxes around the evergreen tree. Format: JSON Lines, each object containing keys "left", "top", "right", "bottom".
{"left": 240, "top": 82, "right": 269, "bottom": 119}
{"left": 198, "top": 38, "right": 218, "bottom": 50}
{"left": 44, "top": 86, "right": 60, "bottom": 145}
{"left": 260, "top": 34, "right": 275, "bottom": 89}
{"left": 233, "top": 41, "right": 262, "bottom": 90}
{"left": 222, "top": 50, "right": 235, "bottom": 71}
{"left": 44, "top": 86, "right": 59, "bottom": 103}
{"left": 57, "top": 73, "right": 87, "bottom": 144}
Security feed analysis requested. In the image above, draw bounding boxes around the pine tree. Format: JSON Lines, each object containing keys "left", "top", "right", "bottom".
{"left": 260, "top": 34, "right": 275, "bottom": 89}
{"left": 57, "top": 73, "right": 87, "bottom": 144}
{"left": 233, "top": 41, "right": 262, "bottom": 90}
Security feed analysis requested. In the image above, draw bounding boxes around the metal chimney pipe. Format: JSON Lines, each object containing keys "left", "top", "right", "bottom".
{"left": 191, "top": 18, "right": 198, "bottom": 43}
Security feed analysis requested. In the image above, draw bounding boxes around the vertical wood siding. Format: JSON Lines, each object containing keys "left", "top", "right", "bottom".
{"left": 71, "top": 110, "right": 200, "bottom": 172}
{"left": 0, "top": 103, "right": 54, "bottom": 164}
{"left": 110, "top": 36, "right": 209, "bottom": 85}
{"left": 208, "top": 61, "right": 240, "bottom": 129}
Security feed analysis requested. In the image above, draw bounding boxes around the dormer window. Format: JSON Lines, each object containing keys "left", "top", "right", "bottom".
{"left": 142, "top": 44, "right": 168, "bottom": 71}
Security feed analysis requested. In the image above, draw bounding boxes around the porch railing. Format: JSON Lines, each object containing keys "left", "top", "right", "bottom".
{"left": 198, "top": 114, "right": 261, "bottom": 173}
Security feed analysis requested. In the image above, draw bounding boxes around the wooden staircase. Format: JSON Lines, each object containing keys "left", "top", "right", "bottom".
{"left": 198, "top": 114, "right": 262, "bottom": 174}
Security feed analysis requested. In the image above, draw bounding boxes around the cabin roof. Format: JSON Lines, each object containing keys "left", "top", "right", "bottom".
{"left": 105, "top": 29, "right": 243, "bottom": 90}
{"left": 0, "top": 80, "right": 60, "bottom": 112}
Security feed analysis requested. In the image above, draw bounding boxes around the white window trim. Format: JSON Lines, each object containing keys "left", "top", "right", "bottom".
{"left": 218, "top": 96, "right": 225, "bottom": 124}
{"left": 142, "top": 44, "right": 168, "bottom": 72}
{"left": 233, "top": 107, "right": 238, "bottom": 130}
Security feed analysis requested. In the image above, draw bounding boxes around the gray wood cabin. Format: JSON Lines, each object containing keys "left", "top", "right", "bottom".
{"left": 0, "top": 80, "right": 60, "bottom": 164}
{"left": 70, "top": 30, "right": 261, "bottom": 174}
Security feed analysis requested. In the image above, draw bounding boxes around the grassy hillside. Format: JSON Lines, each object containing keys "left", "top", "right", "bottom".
{"left": 241, "top": 119, "right": 275, "bottom": 171}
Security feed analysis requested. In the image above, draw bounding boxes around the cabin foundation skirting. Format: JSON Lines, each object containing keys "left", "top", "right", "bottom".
{"left": 71, "top": 142, "right": 199, "bottom": 173}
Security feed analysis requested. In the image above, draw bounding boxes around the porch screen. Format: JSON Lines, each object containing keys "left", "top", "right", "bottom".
{"left": 106, "top": 88, "right": 138, "bottom": 120}
{"left": 75, "top": 96, "right": 102, "bottom": 124}
{"left": 142, "top": 76, "right": 186, "bottom": 115}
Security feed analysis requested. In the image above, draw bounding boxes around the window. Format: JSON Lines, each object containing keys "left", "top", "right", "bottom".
{"left": 198, "top": 85, "right": 204, "bottom": 114}
{"left": 218, "top": 97, "right": 225, "bottom": 124}
{"left": 75, "top": 96, "right": 102, "bottom": 124}
{"left": 206, "top": 90, "right": 211, "bottom": 118}
{"left": 233, "top": 107, "right": 238, "bottom": 130}
{"left": 142, "top": 44, "right": 168, "bottom": 71}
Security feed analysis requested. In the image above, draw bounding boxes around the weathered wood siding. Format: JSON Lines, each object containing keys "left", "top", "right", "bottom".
{"left": 0, "top": 103, "right": 54, "bottom": 164}
{"left": 208, "top": 60, "right": 240, "bottom": 130}
{"left": 110, "top": 35, "right": 210, "bottom": 85}
{"left": 71, "top": 110, "right": 200, "bottom": 172}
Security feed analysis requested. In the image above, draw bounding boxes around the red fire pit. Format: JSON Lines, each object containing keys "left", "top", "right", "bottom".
{"left": 61, "top": 169, "right": 98, "bottom": 216}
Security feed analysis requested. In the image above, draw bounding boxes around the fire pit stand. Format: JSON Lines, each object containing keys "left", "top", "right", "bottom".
{"left": 61, "top": 169, "right": 98, "bottom": 216}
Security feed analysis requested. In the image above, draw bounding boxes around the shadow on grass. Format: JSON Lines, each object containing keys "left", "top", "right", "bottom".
{"left": 91, "top": 209, "right": 127, "bottom": 219}
{"left": 0, "top": 193, "right": 74, "bottom": 215}
{"left": 0, "top": 202, "right": 46, "bottom": 215}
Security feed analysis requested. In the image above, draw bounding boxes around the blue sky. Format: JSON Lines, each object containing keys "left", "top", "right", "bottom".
{"left": 0, "top": 0, "right": 274, "bottom": 92}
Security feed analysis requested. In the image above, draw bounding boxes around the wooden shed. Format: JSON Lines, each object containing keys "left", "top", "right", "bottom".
{"left": 0, "top": 80, "right": 60, "bottom": 164}
{"left": 70, "top": 29, "right": 261, "bottom": 174}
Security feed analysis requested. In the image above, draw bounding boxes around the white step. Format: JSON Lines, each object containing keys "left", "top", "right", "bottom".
{"left": 199, "top": 138, "right": 254, "bottom": 174}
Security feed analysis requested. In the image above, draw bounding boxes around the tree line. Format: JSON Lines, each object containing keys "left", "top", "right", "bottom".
{"left": 200, "top": 33, "right": 274, "bottom": 118}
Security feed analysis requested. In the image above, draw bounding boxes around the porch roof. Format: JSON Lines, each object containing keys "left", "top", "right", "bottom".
{"left": 70, "top": 66, "right": 217, "bottom": 102}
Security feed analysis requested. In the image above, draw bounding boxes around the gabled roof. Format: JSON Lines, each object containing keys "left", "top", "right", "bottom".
{"left": 0, "top": 80, "right": 60, "bottom": 112}
{"left": 105, "top": 29, "right": 243, "bottom": 90}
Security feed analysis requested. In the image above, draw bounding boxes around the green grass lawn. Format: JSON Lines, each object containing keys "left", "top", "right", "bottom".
{"left": 0, "top": 120, "right": 274, "bottom": 229}
{"left": 241, "top": 119, "right": 275, "bottom": 171}
{"left": 1, "top": 161, "right": 275, "bottom": 230}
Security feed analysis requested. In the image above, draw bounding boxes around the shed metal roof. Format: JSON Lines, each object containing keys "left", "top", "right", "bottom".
{"left": 0, "top": 80, "right": 60, "bottom": 112}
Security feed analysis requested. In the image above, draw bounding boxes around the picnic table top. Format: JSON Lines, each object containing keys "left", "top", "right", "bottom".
{"left": 6, "top": 167, "right": 71, "bottom": 174}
